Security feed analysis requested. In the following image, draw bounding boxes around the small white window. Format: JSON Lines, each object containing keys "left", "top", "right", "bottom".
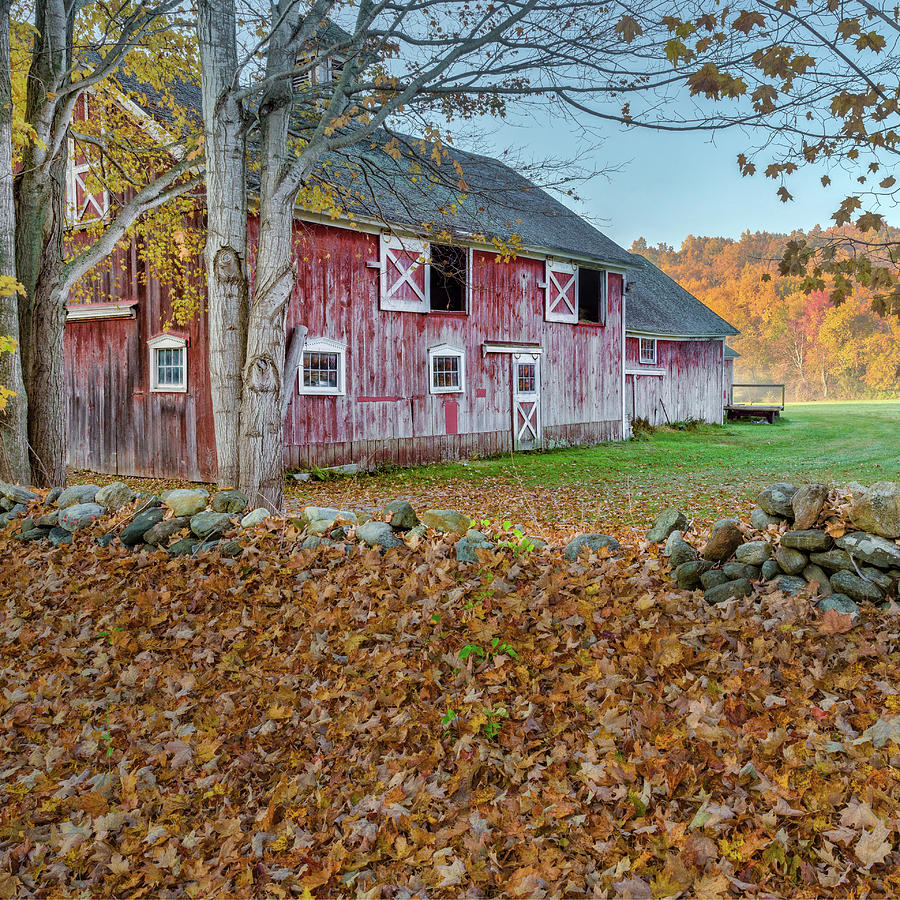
{"left": 428, "top": 343, "right": 465, "bottom": 394}
{"left": 639, "top": 338, "right": 657, "bottom": 365}
{"left": 149, "top": 334, "right": 187, "bottom": 393}
{"left": 299, "top": 337, "right": 346, "bottom": 395}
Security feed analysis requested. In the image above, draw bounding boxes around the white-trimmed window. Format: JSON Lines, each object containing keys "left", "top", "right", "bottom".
{"left": 544, "top": 259, "right": 578, "bottom": 323}
{"left": 299, "top": 337, "right": 346, "bottom": 395}
{"left": 639, "top": 338, "right": 657, "bottom": 365}
{"left": 428, "top": 343, "right": 465, "bottom": 394}
{"left": 149, "top": 334, "right": 188, "bottom": 393}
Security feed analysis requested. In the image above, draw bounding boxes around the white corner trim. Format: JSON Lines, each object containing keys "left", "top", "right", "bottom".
{"left": 66, "top": 304, "right": 136, "bottom": 321}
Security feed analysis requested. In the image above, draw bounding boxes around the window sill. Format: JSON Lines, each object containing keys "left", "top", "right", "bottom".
{"left": 430, "top": 388, "right": 464, "bottom": 395}
{"left": 428, "top": 310, "right": 468, "bottom": 317}
{"left": 298, "top": 390, "right": 345, "bottom": 397}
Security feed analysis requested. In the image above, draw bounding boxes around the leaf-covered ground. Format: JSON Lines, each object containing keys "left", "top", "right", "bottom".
{"left": 3, "top": 512, "right": 900, "bottom": 898}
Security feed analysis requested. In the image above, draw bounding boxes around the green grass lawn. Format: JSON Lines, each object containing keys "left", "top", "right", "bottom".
{"left": 289, "top": 401, "right": 899, "bottom": 536}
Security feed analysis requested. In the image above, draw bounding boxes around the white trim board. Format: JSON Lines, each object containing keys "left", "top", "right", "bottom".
{"left": 482, "top": 341, "right": 543, "bottom": 356}
{"left": 66, "top": 304, "right": 136, "bottom": 321}
{"left": 625, "top": 367, "right": 664, "bottom": 377}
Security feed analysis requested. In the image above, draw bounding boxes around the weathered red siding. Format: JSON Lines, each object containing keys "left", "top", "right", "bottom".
{"left": 64, "top": 234, "right": 216, "bottom": 481}
{"left": 64, "top": 216, "right": 627, "bottom": 479}
{"left": 280, "top": 219, "right": 624, "bottom": 469}
{"left": 625, "top": 336, "right": 724, "bottom": 426}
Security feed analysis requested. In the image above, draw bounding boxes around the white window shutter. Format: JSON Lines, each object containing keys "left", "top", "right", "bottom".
{"left": 380, "top": 235, "right": 430, "bottom": 312}
{"left": 544, "top": 260, "right": 578, "bottom": 323}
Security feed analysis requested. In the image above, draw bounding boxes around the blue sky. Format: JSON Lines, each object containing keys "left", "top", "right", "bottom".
{"left": 478, "top": 115, "right": 870, "bottom": 251}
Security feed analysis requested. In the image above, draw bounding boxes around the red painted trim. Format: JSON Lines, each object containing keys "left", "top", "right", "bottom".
{"left": 358, "top": 395, "right": 402, "bottom": 402}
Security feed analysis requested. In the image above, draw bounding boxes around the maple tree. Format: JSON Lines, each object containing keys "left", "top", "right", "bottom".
{"left": 4, "top": 0, "right": 202, "bottom": 486}
{"left": 634, "top": 228, "right": 900, "bottom": 399}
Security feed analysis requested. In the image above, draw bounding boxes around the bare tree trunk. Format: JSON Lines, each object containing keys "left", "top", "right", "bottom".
{"left": 237, "top": 0, "right": 298, "bottom": 510}
{"left": 13, "top": 0, "right": 71, "bottom": 486}
{"left": 197, "top": 0, "right": 248, "bottom": 489}
{"left": 0, "top": 0, "right": 29, "bottom": 483}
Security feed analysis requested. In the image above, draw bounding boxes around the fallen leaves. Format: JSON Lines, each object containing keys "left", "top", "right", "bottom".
{"left": 2, "top": 501, "right": 900, "bottom": 897}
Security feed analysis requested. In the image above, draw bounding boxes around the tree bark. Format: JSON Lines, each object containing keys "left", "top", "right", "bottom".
{"left": 0, "top": 0, "right": 29, "bottom": 483}
{"left": 197, "top": 0, "right": 248, "bottom": 489}
{"left": 13, "top": 0, "right": 71, "bottom": 486}
{"left": 237, "top": 0, "right": 299, "bottom": 510}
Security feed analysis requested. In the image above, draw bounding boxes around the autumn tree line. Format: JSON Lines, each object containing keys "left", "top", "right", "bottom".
{"left": 633, "top": 227, "right": 900, "bottom": 401}
{"left": 1, "top": 0, "right": 899, "bottom": 507}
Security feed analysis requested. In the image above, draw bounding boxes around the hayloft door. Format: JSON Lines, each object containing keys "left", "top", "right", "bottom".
{"left": 512, "top": 353, "right": 541, "bottom": 451}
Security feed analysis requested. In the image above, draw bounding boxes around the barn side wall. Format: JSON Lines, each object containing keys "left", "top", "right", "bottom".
{"left": 625, "top": 336, "right": 724, "bottom": 426}
{"left": 64, "top": 232, "right": 216, "bottom": 482}
{"left": 280, "top": 220, "right": 625, "bottom": 469}
{"left": 64, "top": 217, "right": 626, "bottom": 479}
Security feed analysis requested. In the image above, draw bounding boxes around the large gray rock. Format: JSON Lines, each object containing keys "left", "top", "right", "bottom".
{"left": 775, "top": 546, "right": 807, "bottom": 575}
{"left": 735, "top": 541, "right": 772, "bottom": 566}
{"left": 56, "top": 484, "right": 99, "bottom": 508}
{"left": 422, "top": 509, "right": 470, "bottom": 534}
{"left": 750, "top": 506, "right": 783, "bottom": 530}
{"left": 781, "top": 530, "right": 833, "bottom": 552}
{"left": 190, "top": 511, "right": 232, "bottom": 540}
{"left": 35, "top": 512, "right": 58, "bottom": 528}
{"left": 723, "top": 561, "right": 759, "bottom": 581}
{"left": 761, "top": 559, "right": 781, "bottom": 581}
{"left": 830, "top": 570, "right": 885, "bottom": 604}
{"left": 702, "top": 523, "right": 743, "bottom": 561}
{"left": 59, "top": 502, "right": 105, "bottom": 532}
{"left": 301, "top": 535, "right": 334, "bottom": 551}
{"left": 143, "top": 517, "right": 190, "bottom": 546}
{"left": 168, "top": 537, "right": 198, "bottom": 557}
{"left": 810, "top": 549, "right": 855, "bottom": 572}
{"left": 674, "top": 559, "right": 712, "bottom": 589}
{"left": 95, "top": 481, "right": 134, "bottom": 511}
{"left": 456, "top": 534, "right": 494, "bottom": 564}
{"left": 241, "top": 507, "right": 268, "bottom": 528}
{"left": 356, "top": 520, "right": 404, "bottom": 549}
{"left": 384, "top": 499, "right": 420, "bottom": 531}
{"left": 212, "top": 489, "right": 248, "bottom": 514}
{"left": 48, "top": 526, "right": 73, "bottom": 546}
{"left": 301, "top": 506, "right": 357, "bottom": 536}
{"left": 861, "top": 566, "right": 894, "bottom": 592}
{"left": 121, "top": 508, "right": 165, "bottom": 545}
{"left": 818, "top": 594, "right": 860, "bottom": 618}
{"left": 836, "top": 532, "right": 900, "bottom": 570}
{"left": 711, "top": 518, "right": 740, "bottom": 534}
{"left": 803, "top": 564, "right": 832, "bottom": 596}
{"left": 701, "top": 569, "right": 730, "bottom": 590}
{"left": 563, "top": 533, "right": 621, "bottom": 561}
{"left": 667, "top": 533, "right": 698, "bottom": 570}
{"left": 705, "top": 578, "right": 753, "bottom": 605}
{"left": 792, "top": 483, "right": 828, "bottom": 530}
{"left": 777, "top": 575, "right": 809, "bottom": 595}
{"left": 647, "top": 507, "right": 688, "bottom": 543}
{"left": 0, "top": 482, "right": 39, "bottom": 504}
{"left": 16, "top": 527, "right": 50, "bottom": 542}
{"left": 756, "top": 483, "right": 797, "bottom": 518}
{"left": 162, "top": 488, "right": 210, "bottom": 518}
{"left": 850, "top": 482, "right": 900, "bottom": 539}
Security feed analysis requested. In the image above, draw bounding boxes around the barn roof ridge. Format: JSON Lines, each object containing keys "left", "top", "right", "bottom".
{"left": 625, "top": 253, "right": 739, "bottom": 339}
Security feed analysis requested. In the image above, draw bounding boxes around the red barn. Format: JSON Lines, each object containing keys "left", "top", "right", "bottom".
{"left": 623, "top": 255, "right": 739, "bottom": 427}
{"left": 64, "top": 121, "right": 634, "bottom": 480}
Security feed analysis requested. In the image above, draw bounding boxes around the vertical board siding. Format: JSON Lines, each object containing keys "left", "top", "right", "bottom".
{"left": 63, "top": 217, "right": 215, "bottom": 482}
{"left": 65, "top": 216, "right": 627, "bottom": 480}
{"left": 282, "top": 220, "right": 625, "bottom": 464}
{"left": 625, "top": 335, "right": 725, "bottom": 426}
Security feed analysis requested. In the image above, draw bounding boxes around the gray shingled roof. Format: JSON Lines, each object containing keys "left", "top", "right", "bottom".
{"left": 313, "top": 135, "right": 635, "bottom": 268}
{"left": 625, "top": 254, "right": 739, "bottom": 338}
{"left": 724, "top": 345, "right": 740, "bottom": 359}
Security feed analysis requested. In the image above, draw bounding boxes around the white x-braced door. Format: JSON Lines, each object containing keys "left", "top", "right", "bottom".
{"left": 512, "top": 353, "right": 541, "bottom": 451}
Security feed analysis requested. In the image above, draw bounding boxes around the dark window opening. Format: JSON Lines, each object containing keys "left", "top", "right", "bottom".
{"left": 577, "top": 266, "right": 606, "bottom": 324}
{"left": 430, "top": 244, "right": 467, "bottom": 312}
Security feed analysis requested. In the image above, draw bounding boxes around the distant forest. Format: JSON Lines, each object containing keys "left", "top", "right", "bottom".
{"left": 631, "top": 227, "right": 900, "bottom": 401}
